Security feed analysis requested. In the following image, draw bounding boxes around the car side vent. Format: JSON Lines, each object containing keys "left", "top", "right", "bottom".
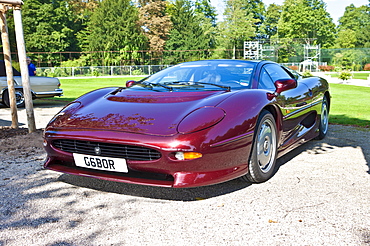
{"left": 52, "top": 139, "right": 161, "bottom": 161}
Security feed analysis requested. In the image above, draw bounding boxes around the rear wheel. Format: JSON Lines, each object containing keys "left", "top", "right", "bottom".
{"left": 2, "top": 89, "right": 25, "bottom": 108}
{"left": 315, "top": 96, "right": 329, "bottom": 140}
{"left": 241, "top": 110, "right": 278, "bottom": 183}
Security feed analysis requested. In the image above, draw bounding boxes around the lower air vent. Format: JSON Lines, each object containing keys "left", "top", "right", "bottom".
{"left": 52, "top": 139, "right": 161, "bottom": 161}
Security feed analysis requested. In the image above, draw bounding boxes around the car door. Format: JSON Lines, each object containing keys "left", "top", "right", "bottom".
{"left": 258, "top": 64, "right": 313, "bottom": 150}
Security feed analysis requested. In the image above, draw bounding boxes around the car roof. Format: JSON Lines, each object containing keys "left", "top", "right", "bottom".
{"left": 178, "top": 59, "right": 263, "bottom": 65}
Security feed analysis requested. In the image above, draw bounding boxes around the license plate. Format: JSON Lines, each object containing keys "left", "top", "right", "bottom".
{"left": 73, "top": 153, "right": 128, "bottom": 173}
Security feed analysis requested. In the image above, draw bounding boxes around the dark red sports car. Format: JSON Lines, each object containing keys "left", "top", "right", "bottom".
{"left": 43, "top": 60, "right": 330, "bottom": 188}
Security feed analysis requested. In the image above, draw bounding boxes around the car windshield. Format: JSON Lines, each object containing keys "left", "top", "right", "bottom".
{"left": 141, "top": 61, "right": 255, "bottom": 91}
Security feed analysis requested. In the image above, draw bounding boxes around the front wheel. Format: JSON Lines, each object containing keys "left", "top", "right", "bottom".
{"left": 315, "top": 96, "right": 329, "bottom": 140}
{"left": 2, "top": 89, "right": 25, "bottom": 108}
{"left": 241, "top": 110, "right": 278, "bottom": 183}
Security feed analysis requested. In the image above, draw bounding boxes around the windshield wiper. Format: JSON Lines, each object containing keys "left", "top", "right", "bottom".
{"left": 193, "top": 82, "right": 231, "bottom": 91}
{"left": 142, "top": 81, "right": 173, "bottom": 91}
{"left": 165, "top": 81, "right": 230, "bottom": 91}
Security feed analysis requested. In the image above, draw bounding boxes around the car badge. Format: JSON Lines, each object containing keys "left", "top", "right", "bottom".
{"left": 94, "top": 146, "right": 101, "bottom": 155}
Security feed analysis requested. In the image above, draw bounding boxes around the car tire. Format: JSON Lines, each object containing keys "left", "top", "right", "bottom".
{"left": 2, "top": 89, "right": 26, "bottom": 108}
{"left": 241, "top": 110, "right": 278, "bottom": 183}
{"left": 315, "top": 96, "right": 329, "bottom": 140}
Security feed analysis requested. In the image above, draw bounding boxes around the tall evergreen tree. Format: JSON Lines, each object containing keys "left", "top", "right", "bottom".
{"left": 194, "top": 0, "right": 217, "bottom": 50}
{"left": 78, "top": 0, "right": 147, "bottom": 65}
{"left": 194, "top": 0, "right": 217, "bottom": 26}
{"left": 6, "top": 0, "right": 80, "bottom": 65}
{"left": 260, "top": 4, "right": 282, "bottom": 39}
{"left": 242, "top": 0, "right": 265, "bottom": 38}
{"left": 165, "top": 0, "right": 213, "bottom": 63}
{"left": 220, "top": 0, "right": 257, "bottom": 59}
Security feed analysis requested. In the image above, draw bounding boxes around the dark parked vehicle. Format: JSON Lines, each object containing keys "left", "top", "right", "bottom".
{"left": 43, "top": 60, "right": 330, "bottom": 188}
{"left": 0, "top": 61, "right": 63, "bottom": 107}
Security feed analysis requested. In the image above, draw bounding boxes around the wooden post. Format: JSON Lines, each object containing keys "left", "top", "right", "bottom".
{"left": 13, "top": 5, "right": 36, "bottom": 133}
{"left": 0, "top": 4, "right": 18, "bottom": 128}
{"left": 0, "top": 0, "right": 22, "bottom": 4}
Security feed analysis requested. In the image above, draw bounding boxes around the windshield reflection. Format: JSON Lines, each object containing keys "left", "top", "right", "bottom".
{"left": 142, "top": 61, "right": 256, "bottom": 90}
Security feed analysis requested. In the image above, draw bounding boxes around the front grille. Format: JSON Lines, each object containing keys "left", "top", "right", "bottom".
{"left": 52, "top": 139, "right": 161, "bottom": 161}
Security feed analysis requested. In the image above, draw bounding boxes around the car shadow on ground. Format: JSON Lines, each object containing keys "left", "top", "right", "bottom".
{"left": 58, "top": 142, "right": 319, "bottom": 202}
{"left": 58, "top": 125, "right": 370, "bottom": 201}
{"left": 58, "top": 173, "right": 253, "bottom": 202}
{"left": 275, "top": 124, "right": 370, "bottom": 175}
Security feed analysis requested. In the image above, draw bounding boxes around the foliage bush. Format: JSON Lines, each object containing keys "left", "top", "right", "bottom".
{"left": 92, "top": 69, "right": 100, "bottom": 77}
{"left": 132, "top": 69, "right": 143, "bottom": 75}
{"left": 364, "top": 64, "right": 370, "bottom": 71}
{"left": 339, "top": 71, "right": 352, "bottom": 81}
{"left": 12, "top": 62, "right": 21, "bottom": 72}
{"left": 318, "top": 65, "right": 335, "bottom": 71}
{"left": 302, "top": 70, "right": 313, "bottom": 77}
{"left": 60, "top": 59, "right": 87, "bottom": 68}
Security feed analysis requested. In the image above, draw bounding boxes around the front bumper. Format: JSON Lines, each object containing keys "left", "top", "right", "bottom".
{"left": 34, "top": 88, "right": 63, "bottom": 98}
{"left": 43, "top": 129, "right": 252, "bottom": 188}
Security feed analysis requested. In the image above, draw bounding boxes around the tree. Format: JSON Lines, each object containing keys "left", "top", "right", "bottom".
{"left": 78, "top": 0, "right": 147, "bottom": 65}
{"left": 277, "top": 0, "right": 336, "bottom": 47}
{"left": 220, "top": 0, "right": 257, "bottom": 59}
{"left": 334, "top": 29, "right": 357, "bottom": 48}
{"left": 138, "top": 0, "right": 172, "bottom": 55}
{"left": 337, "top": 4, "right": 370, "bottom": 48}
{"left": 260, "top": 4, "right": 282, "bottom": 39}
{"left": 67, "top": 0, "right": 99, "bottom": 24}
{"left": 242, "top": 0, "right": 265, "bottom": 39}
{"left": 194, "top": 0, "right": 217, "bottom": 26}
{"left": 165, "top": 0, "right": 213, "bottom": 63}
{"left": 6, "top": 0, "right": 81, "bottom": 65}
{"left": 194, "top": 0, "right": 217, "bottom": 50}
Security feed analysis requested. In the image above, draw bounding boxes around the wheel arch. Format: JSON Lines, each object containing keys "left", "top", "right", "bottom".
{"left": 261, "top": 104, "right": 283, "bottom": 145}
{"left": 324, "top": 91, "right": 331, "bottom": 110}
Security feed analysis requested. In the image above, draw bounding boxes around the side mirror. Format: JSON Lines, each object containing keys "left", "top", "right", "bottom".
{"left": 274, "top": 79, "right": 297, "bottom": 95}
{"left": 126, "top": 80, "right": 137, "bottom": 88}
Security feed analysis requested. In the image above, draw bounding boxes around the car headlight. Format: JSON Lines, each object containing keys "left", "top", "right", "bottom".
{"left": 177, "top": 107, "right": 225, "bottom": 134}
{"left": 174, "top": 152, "right": 203, "bottom": 160}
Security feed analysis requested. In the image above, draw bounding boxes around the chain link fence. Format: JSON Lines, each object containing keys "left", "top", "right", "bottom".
{"left": 36, "top": 65, "right": 172, "bottom": 77}
{"left": 36, "top": 62, "right": 331, "bottom": 78}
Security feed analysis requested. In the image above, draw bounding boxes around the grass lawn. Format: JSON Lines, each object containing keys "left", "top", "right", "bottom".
{"left": 328, "top": 72, "right": 370, "bottom": 80}
{"left": 329, "top": 83, "right": 370, "bottom": 128}
{"left": 55, "top": 78, "right": 370, "bottom": 128}
{"left": 58, "top": 76, "right": 145, "bottom": 101}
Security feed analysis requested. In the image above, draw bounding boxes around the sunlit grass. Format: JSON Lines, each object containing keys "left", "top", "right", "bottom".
{"left": 328, "top": 72, "right": 370, "bottom": 80}
{"left": 57, "top": 76, "right": 145, "bottom": 101}
{"left": 329, "top": 83, "right": 370, "bottom": 127}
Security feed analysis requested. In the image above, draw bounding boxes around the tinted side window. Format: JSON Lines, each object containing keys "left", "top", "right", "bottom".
{"left": 264, "top": 64, "right": 293, "bottom": 82}
{"left": 258, "top": 68, "right": 275, "bottom": 90}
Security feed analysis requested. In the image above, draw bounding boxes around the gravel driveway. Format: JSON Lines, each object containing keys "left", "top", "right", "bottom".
{"left": 0, "top": 100, "right": 370, "bottom": 245}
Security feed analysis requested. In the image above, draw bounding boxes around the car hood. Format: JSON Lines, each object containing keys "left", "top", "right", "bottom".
{"left": 50, "top": 89, "right": 230, "bottom": 136}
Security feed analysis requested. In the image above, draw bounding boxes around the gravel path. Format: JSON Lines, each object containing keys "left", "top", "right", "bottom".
{"left": 1, "top": 80, "right": 370, "bottom": 245}
{"left": 0, "top": 123, "right": 369, "bottom": 245}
